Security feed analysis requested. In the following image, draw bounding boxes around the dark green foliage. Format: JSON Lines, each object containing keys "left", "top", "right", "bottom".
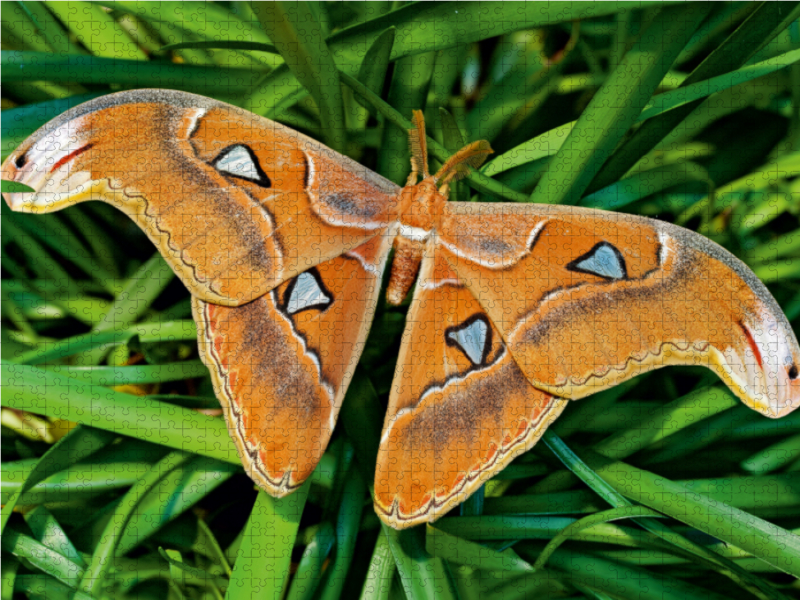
{"left": 2, "top": 2, "right": 800, "bottom": 599}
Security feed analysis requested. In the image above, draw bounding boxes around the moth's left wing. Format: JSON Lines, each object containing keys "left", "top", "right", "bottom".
{"left": 438, "top": 203, "right": 800, "bottom": 418}
{"left": 2, "top": 90, "right": 399, "bottom": 306}
{"left": 375, "top": 245, "right": 567, "bottom": 528}
{"left": 194, "top": 234, "right": 391, "bottom": 495}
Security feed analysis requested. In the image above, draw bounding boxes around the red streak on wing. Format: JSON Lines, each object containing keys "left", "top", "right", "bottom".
{"left": 50, "top": 143, "right": 94, "bottom": 173}
{"left": 739, "top": 322, "right": 764, "bottom": 369}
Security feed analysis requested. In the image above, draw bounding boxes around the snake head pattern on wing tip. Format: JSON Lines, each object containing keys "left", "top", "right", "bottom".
{"left": 3, "top": 89, "right": 799, "bottom": 528}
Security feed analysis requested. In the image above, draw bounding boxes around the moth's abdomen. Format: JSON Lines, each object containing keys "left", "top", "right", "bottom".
{"left": 386, "top": 236, "right": 424, "bottom": 305}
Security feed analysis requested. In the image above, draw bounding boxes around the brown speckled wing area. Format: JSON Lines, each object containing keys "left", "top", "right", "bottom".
{"left": 1, "top": 90, "right": 399, "bottom": 306}
{"left": 440, "top": 203, "right": 800, "bottom": 419}
{"left": 374, "top": 245, "right": 566, "bottom": 528}
{"left": 194, "top": 235, "right": 391, "bottom": 495}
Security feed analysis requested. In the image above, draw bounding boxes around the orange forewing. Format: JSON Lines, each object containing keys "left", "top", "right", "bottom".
{"left": 375, "top": 246, "right": 566, "bottom": 527}
{"left": 1, "top": 90, "right": 398, "bottom": 306}
{"left": 194, "top": 235, "right": 391, "bottom": 494}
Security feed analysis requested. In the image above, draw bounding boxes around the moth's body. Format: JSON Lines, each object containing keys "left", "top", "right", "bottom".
{"left": 4, "top": 89, "right": 800, "bottom": 528}
{"left": 386, "top": 178, "right": 446, "bottom": 305}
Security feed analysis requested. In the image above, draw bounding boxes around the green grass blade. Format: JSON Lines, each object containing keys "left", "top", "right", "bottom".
{"left": 253, "top": 2, "right": 345, "bottom": 153}
{"left": 639, "top": 47, "right": 800, "bottom": 123}
{"left": 580, "top": 162, "right": 712, "bottom": 211}
{"left": 0, "top": 425, "right": 115, "bottom": 532}
{"left": 1, "top": 51, "right": 267, "bottom": 92}
{"left": 1, "top": 363, "right": 238, "bottom": 464}
{"left": 359, "top": 531, "right": 394, "bottom": 600}
{"left": 529, "top": 4, "right": 711, "bottom": 205}
{"left": 532, "top": 506, "right": 663, "bottom": 571}
{"left": 376, "top": 51, "right": 436, "bottom": 184}
{"left": 43, "top": 361, "right": 208, "bottom": 385}
{"left": 587, "top": 1, "right": 800, "bottom": 194}
{"left": 426, "top": 525, "right": 533, "bottom": 572}
{"left": 227, "top": 485, "right": 310, "bottom": 600}
{"left": 581, "top": 448, "right": 800, "bottom": 578}
{"left": 43, "top": 1, "right": 147, "bottom": 60}
{"left": 13, "top": 320, "right": 197, "bottom": 365}
{"left": 78, "top": 450, "right": 192, "bottom": 595}
{"left": 286, "top": 521, "right": 336, "bottom": 600}
{"left": 319, "top": 469, "right": 366, "bottom": 600}
{"left": 383, "top": 525, "right": 459, "bottom": 600}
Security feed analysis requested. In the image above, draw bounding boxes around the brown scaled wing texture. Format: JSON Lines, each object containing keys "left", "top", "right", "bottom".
{"left": 375, "top": 245, "right": 567, "bottom": 528}
{"left": 195, "top": 235, "right": 391, "bottom": 496}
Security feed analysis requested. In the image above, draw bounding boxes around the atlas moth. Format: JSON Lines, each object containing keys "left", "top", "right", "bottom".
{"left": 3, "top": 89, "right": 799, "bottom": 529}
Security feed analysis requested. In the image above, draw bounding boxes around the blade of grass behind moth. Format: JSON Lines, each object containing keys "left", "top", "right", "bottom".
{"left": 741, "top": 433, "right": 800, "bottom": 475}
{"left": 383, "top": 525, "right": 459, "bottom": 600}
{"left": 8, "top": 209, "right": 115, "bottom": 288}
{"left": 438, "top": 108, "right": 468, "bottom": 203}
{"left": 0, "top": 424, "right": 115, "bottom": 532}
{"left": 637, "top": 47, "right": 800, "bottom": 124}
{"left": 547, "top": 432, "right": 794, "bottom": 600}
{"left": 528, "top": 3, "right": 712, "bottom": 206}
{"left": 579, "top": 162, "right": 713, "bottom": 211}
{"left": 286, "top": 521, "right": 336, "bottom": 600}
{"left": 677, "top": 151, "right": 800, "bottom": 226}
{"left": 532, "top": 385, "right": 739, "bottom": 495}
{"left": 542, "top": 548, "right": 731, "bottom": 600}
{"left": 43, "top": 362, "right": 208, "bottom": 386}
{"left": 359, "top": 530, "right": 394, "bottom": 600}
{"left": 78, "top": 450, "right": 193, "bottom": 596}
{"left": 481, "top": 122, "right": 575, "bottom": 179}
{"left": 339, "top": 369, "right": 384, "bottom": 485}
{"left": 158, "top": 548, "right": 227, "bottom": 597}
{"left": 576, "top": 445, "right": 800, "bottom": 589}
{"left": 586, "top": 1, "right": 800, "bottom": 195}
{"left": 252, "top": 2, "right": 345, "bottom": 153}
{"left": 426, "top": 525, "right": 533, "bottom": 573}
{"left": 103, "top": 0, "right": 274, "bottom": 52}
{"left": 352, "top": 27, "right": 395, "bottom": 122}
{"left": 24, "top": 506, "right": 86, "bottom": 569}
{"left": 2, "top": 458, "right": 150, "bottom": 506}
{"left": 74, "top": 252, "right": 174, "bottom": 365}
{"left": 71, "top": 456, "right": 239, "bottom": 558}
{"left": 63, "top": 208, "right": 121, "bottom": 279}
{"left": 3, "top": 2, "right": 55, "bottom": 52}
{"left": 13, "top": 574, "right": 96, "bottom": 600}
{"left": 2, "top": 554, "right": 20, "bottom": 600}
{"left": 193, "top": 517, "right": 232, "bottom": 578}
{"left": 1, "top": 363, "right": 239, "bottom": 465}
{"left": 327, "top": 2, "right": 665, "bottom": 67}
{"left": 227, "top": 484, "right": 311, "bottom": 600}
{"left": 1, "top": 51, "right": 268, "bottom": 95}
{"left": 2, "top": 524, "right": 86, "bottom": 591}
{"left": 13, "top": 320, "right": 196, "bottom": 365}
{"left": 376, "top": 51, "right": 435, "bottom": 185}
{"left": 532, "top": 505, "right": 664, "bottom": 572}
{"left": 43, "top": 1, "right": 147, "bottom": 60}
{"left": 319, "top": 468, "right": 366, "bottom": 600}
{"left": 340, "top": 71, "right": 527, "bottom": 202}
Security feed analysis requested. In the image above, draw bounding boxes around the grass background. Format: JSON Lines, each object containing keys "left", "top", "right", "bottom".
{"left": 2, "top": 2, "right": 800, "bottom": 599}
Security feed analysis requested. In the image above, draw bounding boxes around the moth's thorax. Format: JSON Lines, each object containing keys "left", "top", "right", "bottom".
{"left": 396, "top": 177, "right": 449, "bottom": 240}
{"left": 386, "top": 178, "right": 449, "bottom": 305}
